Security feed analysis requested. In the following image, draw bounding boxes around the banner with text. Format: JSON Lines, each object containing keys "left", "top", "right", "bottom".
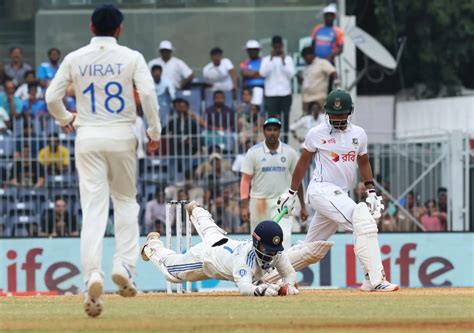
{"left": 1, "top": 233, "right": 472, "bottom": 294}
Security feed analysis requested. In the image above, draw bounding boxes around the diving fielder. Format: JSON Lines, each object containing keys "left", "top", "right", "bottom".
{"left": 141, "top": 201, "right": 305, "bottom": 296}
{"left": 46, "top": 5, "right": 161, "bottom": 317}
{"left": 276, "top": 89, "right": 399, "bottom": 291}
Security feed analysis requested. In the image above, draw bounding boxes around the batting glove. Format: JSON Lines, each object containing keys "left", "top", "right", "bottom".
{"left": 366, "top": 189, "right": 384, "bottom": 219}
{"left": 277, "top": 189, "right": 297, "bottom": 215}
{"left": 254, "top": 283, "right": 280, "bottom": 297}
{"left": 285, "top": 283, "right": 300, "bottom": 295}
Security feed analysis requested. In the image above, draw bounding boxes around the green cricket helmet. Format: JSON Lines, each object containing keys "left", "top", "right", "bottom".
{"left": 324, "top": 89, "right": 354, "bottom": 114}
{"left": 324, "top": 89, "right": 354, "bottom": 130}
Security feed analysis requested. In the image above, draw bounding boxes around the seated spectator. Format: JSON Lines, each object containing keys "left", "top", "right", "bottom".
{"left": 148, "top": 40, "right": 194, "bottom": 89}
{"left": 38, "top": 133, "right": 70, "bottom": 174}
{"left": 195, "top": 151, "right": 231, "bottom": 179}
{"left": 40, "top": 197, "right": 78, "bottom": 237}
{"left": 22, "top": 83, "right": 47, "bottom": 119}
{"left": 4, "top": 47, "right": 32, "bottom": 86}
{"left": 0, "top": 79, "right": 24, "bottom": 120}
{"left": 205, "top": 153, "right": 235, "bottom": 192}
{"left": 352, "top": 181, "right": 367, "bottom": 203}
{"left": 236, "top": 87, "right": 259, "bottom": 127}
{"left": 240, "top": 40, "right": 265, "bottom": 90}
{"left": 212, "top": 194, "right": 240, "bottom": 233}
{"left": 203, "top": 47, "right": 237, "bottom": 96}
{"left": 177, "top": 188, "right": 189, "bottom": 202}
{"left": 398, "top": 191, "right": 423, "bottom": 231}
{"left": 15, "top": 121, "right": 41, "bottom": 158}
{"left": 202, "top": 90, "right": 235, "bottom": 131}
{"left": 63, "top": 85, "right": 77, "bottom": 113}
{"left": 8, "top": 144, "right": 45, "bottom": 189}
{"left": 379, "top": 192, "right": 398, "bottom": 232}
{"left": 437, "top": 187, "right": 448, "bottom": 226}
{"left": 145, "top": 187, "right": 166, "bottom": 234}
{"left": 290, "top": 101, "right": 323, "bottom": 145}
{"left": 37, "top": 48, "right": 61, "bottom": 89}
{"left": 0, "top": 106, "right": 10, "bottom": 134}
{"left": 162, "top": 98, "right": 202, "bottom": 173}
{"left": 151, "top": 64, "right": 175, "bottom": 125}
{"left": 232, "top": 139, "right": 253, "bottom": 173}
{"left": 259, "top": 36, "right": 295, "bottom": 142}
{"left": 15, "top": 70, "right": 42, "bottom": 101}
{"left": 300, "top": 47, "right": 338, "bottom": 115}
{"left": 420, "top": 199, "right": 446, "bottom": 231}
{"left": 0, "top": 61, "right": 12, "bottom": 92}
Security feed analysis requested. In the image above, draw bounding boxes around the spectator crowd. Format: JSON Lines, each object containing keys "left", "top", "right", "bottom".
{"left": 0, "top": 4, "right": 449, "bottom": 237}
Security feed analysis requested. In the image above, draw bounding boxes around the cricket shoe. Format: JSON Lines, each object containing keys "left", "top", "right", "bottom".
{"left": 140, "top": 232, "right": 161, "bottom": 261}
{"left": 360, "top": 274, "right": 399, "bottom": 292}
{"left": 84, "top": 272, "right": 104, "bottom": 318}
{"left": 112, "top": 262, "right": 137, "bottom": 297}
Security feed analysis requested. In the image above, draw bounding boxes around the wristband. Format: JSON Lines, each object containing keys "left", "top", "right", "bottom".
{"left": 289, "top": 189, "right": 297, "bottom": 195}
{"left": 364, "top": 181, "right": 375, "bottom": 187}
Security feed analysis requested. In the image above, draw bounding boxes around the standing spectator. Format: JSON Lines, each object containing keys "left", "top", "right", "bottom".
{"left": 420, "top": 200, "right": 445, "bottom": 231}
{"left": 0, "top": 106, "right": 10, "bottom": 134}
{"left": 145, "top": 187, "right": 166, "bottom": 234}
{"left": 4, "top": 47, "right": 32, "bottom": 86}
{"left": 0, "top": 79, "right": 24, "bottom": 119}
{"left": 240, "top": 40, "right": 265, "bottom": 90}
{"left": 40, "top": 198, "right": 78, "bottom": 237}
{"left": 203, "top": 47, "right": 237, "bottom": 96}
{"left": 15, "top": 70, "right": 42, "bottom": 101}
{"left": 8, "top": 144, "right": 45, "bottom": 189}
{"left": 259, "top": 36, "right": 295, "bottom": 142}
{"left": 290, "top": 102, "right": 324, "bottom": 146}
{"left": 311, "top": 3, "right": 344, "bottom": 64}
{"left": 148, "top": 40, "right": 194, "bottom": 90}
{"left": 0, "top": 61, "right": 11, "bottom": 92}
{"left": 300, "top": 47, "right": 338, "bottom": 114}
{"left": 37, "top": 48, "right": 61, "bottom": 90}
{"left": 151, "top": 64, "right": 175, "bottom": 126}
{"left": 38, "top": 133, "right": 70, "bottom": 174}
{"left": 240, "top": 118, "right": 307, "bottom": 249}
{"left": 202, "top": 90, "right": 235, "bottom": 131}
{"left": 22, "top": 83, "right": 48, "bottom": 119}
{"left": 437, "top": 187, "right": 448, "bottom": 227}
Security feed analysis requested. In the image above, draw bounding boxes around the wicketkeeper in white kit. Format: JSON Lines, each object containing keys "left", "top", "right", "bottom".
{"left": 276, "top": 89, "right": 399, "bottom": 292}
{"left": 46, "top": 5, "right": 161, "bottom": 317}
{"left": 141, "top": 201, "right": 323, "bottom": 296}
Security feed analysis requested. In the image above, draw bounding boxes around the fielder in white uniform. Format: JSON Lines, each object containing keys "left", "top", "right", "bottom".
{"left": 141, "top": 202, "right": 299, "bottom": 296}
{"left": 45, "top": 5, "right": 161, "bottom": 317}
{"left": 240, "top": 118, "right": 308, "bottom": 250}
{"left": 276, "top": 89, "right": 399, "bottom": 292}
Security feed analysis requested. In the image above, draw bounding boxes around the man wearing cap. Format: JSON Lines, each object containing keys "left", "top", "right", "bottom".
{"left": 148, "top": 40, "right": 194, "bottom": 90}
{"left": 45, "top": 4, "right": 161, "bottom": 317}
{"left": 240, "top": 40, "right": 265, "bottom": 90}
{"left": 240, "top": 117, "right": 308, "bottom": 250}
{"left": 276, "top": 89, "right": 399, "bottom": 292}
{"left": 311, "top": 3, "right": 344, "bottom": 64}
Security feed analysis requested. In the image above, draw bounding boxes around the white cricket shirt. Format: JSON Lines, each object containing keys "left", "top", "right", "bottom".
{"left": 148, "top": 56, "right": 193, "bottom": 89}
{"left": 202, "top": 58, "right": 234, "bottom": 91}
{"left": 303, "top": 122, "right": 368, "bottom": 192}
{"left": 46, "top": 37, "right": 161, "bottom": 140}
{"left": 259, "top": 55, "right": 295, "bottom": 97}
{"left": 241, "top": 140, "right": 298, "bottom": 199}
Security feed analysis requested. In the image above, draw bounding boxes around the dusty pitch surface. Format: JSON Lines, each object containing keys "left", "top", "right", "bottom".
{"left": 1, "top": 288, "right": 473, "bottom": 332}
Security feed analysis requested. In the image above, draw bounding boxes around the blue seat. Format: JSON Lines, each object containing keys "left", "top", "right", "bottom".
{"left": 0, "top": 135, "right": 14, "bottom": 158}
{"left": 176, "top": 89, "right": 202, "bottom": 114}
{"left": 11, "top": 214, "right": 39, "bottom": 237}
{"left": 46, "top": 172, "right": 77, "bottom": 187}
{"left": 8, "top": 201, "right": 37, "bottom": 217}
{"left": 0, "top": 215, "right": 11, "bottom": 237}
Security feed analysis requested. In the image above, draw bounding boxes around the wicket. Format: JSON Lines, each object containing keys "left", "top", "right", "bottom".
{"left": 165, "top": 200, "right": 192, "bottom": 294}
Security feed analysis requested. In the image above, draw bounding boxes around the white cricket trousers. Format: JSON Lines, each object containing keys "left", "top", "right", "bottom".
{"left": 76, "top": 126, "right": 140, "bottom": 283}
{"left": 305, "top": 181, "right": 356, "bottom": 242}
{"left": 249, "top": 197, "right": 293, "bottom": 250}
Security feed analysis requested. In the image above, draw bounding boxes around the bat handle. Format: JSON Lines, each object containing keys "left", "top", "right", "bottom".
{"left": 274, "top": 207, "right": 288, "bottom": 223}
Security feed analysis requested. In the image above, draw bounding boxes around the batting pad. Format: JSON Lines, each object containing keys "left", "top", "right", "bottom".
{"left": 262, "top": 240, "right": 334, "bottom": 283}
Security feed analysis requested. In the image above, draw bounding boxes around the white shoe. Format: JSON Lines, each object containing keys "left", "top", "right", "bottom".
{"left": 84, "top": 272, "right": 104, "bottom": 317}
{"left": 360, "top": 275, "right": 400, "bottom": 292}
{"left": 140, "top": 232, "right": 161, "bottom": 262}
{"left": 112, "top": 263, "right": 137, "bottom": 297}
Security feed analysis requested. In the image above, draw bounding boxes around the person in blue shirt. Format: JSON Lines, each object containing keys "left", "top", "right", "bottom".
{"left": 240, "top": 40, "right": 265, "bottom": 89}
{"left": 22, "top": 83, "right": 47, "bottom": 119}
{"left": 151, "top": 64, "right": 175, "bottom": 126}
{"left": 311, "top": 4, "right": 344, "bottom": 64}
{"left": 0, "top": 79, "right": 23, "bottom": 120}
{"left": 37, "top": 48, "right": 61, "bottom": 89}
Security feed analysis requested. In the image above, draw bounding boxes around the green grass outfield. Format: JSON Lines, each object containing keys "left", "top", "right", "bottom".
{"left": 1, "top": 288, "right": 473, "bottom": 332}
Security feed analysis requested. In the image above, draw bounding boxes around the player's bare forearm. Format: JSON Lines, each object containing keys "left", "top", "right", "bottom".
{"left": 357, "top": 154, "right": 375, "bottom": 189}
{"left": 297, "top": 183, "right": 305, "bottom": 208}
{"left": 290, "top": 149, "right": 313, "bottom": 192}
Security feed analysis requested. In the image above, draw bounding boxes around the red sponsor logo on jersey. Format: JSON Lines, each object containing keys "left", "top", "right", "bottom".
{"left": 321, "top": 138, "right": 336, "bottom": 144}
{"left": 330, "top": 152, "right": 339, "bottom": 162}
{"left": 331, "top": 151, "right": 356, "bottom": 162}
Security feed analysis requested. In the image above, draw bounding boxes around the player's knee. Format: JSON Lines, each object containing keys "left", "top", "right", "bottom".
{"left": 352, "top": 203, "right": 378, "bottom": 236}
